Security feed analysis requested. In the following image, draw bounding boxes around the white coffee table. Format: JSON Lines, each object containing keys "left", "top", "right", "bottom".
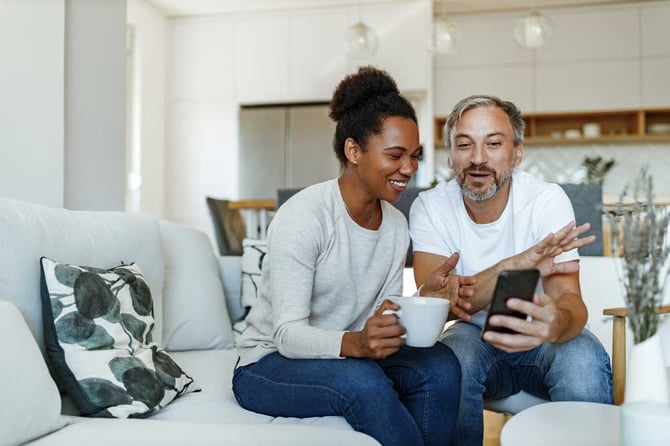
{"left": 500, "top": 401, "right": 620, "bottom": 446}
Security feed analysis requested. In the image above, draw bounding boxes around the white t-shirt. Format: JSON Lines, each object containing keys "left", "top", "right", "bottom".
{"left": 409, "top": 170, "right": 579, "bottom": 326}
{"left": 237, "top": 179, "right": 409, "bottom": 367}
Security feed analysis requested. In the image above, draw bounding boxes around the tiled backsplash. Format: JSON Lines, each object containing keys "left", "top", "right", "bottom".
{"left": 434, "top": 142, "right": 670, "bottom": 200}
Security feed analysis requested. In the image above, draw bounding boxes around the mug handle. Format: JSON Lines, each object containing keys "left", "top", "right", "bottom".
{"left": 382, "top": 309, "right": 407, "bottom": 339}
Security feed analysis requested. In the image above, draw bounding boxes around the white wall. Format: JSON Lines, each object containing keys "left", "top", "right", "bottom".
{"left": 0, "top": 0, "right": 65, "bottom": 208}
{"left": 64, "top": 0, "right": 127, "bottom": 211}
{"left": 0, "top": 0, "right": 128, "bottom": 211}
{"left": 127, "top": 0, "right": 168, "bottom": 218}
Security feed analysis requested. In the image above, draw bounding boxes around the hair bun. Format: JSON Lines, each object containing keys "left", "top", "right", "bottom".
{"left": 329, "top": 66, "right": 399, "bottom": 122}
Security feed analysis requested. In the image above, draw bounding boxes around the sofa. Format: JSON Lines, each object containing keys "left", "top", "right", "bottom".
{"left": 0, "top": 197, "right": 379, "bottom": 446}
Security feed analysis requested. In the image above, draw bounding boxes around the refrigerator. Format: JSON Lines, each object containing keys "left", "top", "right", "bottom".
{"left": 238, "top": 104, "right": 341, "bottom": 200}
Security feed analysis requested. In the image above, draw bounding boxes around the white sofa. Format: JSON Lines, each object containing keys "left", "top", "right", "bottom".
{"left": 0, "top": 198, "right": 379, "bottom": 446}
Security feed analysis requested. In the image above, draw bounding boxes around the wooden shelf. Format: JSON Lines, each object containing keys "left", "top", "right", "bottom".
{"left": 434, "top": 108, "right": 670, "bottom": 148}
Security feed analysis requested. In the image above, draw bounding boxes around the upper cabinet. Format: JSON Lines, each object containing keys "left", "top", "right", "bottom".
{"left": 234, "top": 2, "right": 431, "bottom": 104}
{"left": 434, "top": 108, "right": 670, "bottom": 147}
{"left": 234, "top": 15, "right": 291, "bottom": 102}
{"left": 435, "top": 3, "right": 670, "bottom": 114}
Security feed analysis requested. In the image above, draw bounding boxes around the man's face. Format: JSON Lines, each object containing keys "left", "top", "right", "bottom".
{"left": 449, "top": 105, "right": 521, "bottom": 202}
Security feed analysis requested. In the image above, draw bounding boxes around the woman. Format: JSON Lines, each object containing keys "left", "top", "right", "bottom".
{"left": 233, "top": 66, "right": 463, "bottom": 446}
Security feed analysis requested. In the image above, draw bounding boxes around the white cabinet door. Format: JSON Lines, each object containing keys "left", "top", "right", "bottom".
{"left": 535, "top": 60, "right": 640, "bottom": 111}
{"left": 640, "top": 2, "right": 670, "bottom": 58}
{"left": 234, "top": 15, "right": 290, "bottom": 103}
{"left": 289, "top": 9, "right": 349, "bottom": 101}
{"left": 535, "top": 5, "right": 639, "bottom": 63}
{"left": 351, "top": 1, "right": 431, "bottom": 92}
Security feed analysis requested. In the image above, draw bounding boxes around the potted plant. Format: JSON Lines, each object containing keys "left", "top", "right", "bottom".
{"left": 609, "top": 168, "right": 670, "bottom": 345}
{"left": 608, "top": 168, "right": 670, "bottom": 444}
{"left": 582, "top": 155, "right": 615, "bottom": 186}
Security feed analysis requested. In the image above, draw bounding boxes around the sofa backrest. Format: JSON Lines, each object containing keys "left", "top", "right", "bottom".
{"left": 0, "top": 198, "right": 164, "bottom": 353}
{"left": 159, "top": 221, "right": 234, "bottom": 351}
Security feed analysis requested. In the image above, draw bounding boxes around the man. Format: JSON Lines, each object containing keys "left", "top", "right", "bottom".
{"left": 409, "top": 95, "right": 613, "bottom": 445}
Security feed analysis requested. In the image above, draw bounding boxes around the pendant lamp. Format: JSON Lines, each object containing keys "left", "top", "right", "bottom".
{"left": 513, "top": 10, "right": 554, "bottom": 49}
{"left": 344, "top": 1, "right": 378, "bottom": 59}
{"left": 431, "top": 16, "right": 460, "bottom": 54}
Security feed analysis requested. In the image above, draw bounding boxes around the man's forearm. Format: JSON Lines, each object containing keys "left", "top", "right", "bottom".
{"left": 552, "top": 291, "right": 588, "bottom": 342}
{"left": 468, "top": 257, "right": 520, "bottom": 313}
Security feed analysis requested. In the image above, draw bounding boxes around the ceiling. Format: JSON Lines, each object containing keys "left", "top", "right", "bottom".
{"left": 147, "top": 0, "right": 645, "bottom": 18}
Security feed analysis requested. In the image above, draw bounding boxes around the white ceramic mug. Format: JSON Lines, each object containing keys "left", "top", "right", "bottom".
{"left": 383, "top": 296, "right": 450, "bottom": 347}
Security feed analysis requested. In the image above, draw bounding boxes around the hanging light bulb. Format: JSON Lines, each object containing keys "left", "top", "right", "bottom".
{"left": 431, "top": 16, "right": 460, "bottom": 54}
{"left": 345, "top": 21, "right": 378, "bottom": 59}
{"left": 344, "top": 0, "right": 378, "bottom": 59}
{"left": 513, "top": 10, "right": 554, "bottom": 49}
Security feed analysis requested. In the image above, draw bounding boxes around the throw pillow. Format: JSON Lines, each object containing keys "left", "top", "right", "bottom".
{"left": 40, "top": 257, "right": 195, "bottom": 418}
{"left": 234, "top": 238, "right": 267, "bottom": 342}
{"left": 0, "top": 300, "right": 67, "bottom": 445}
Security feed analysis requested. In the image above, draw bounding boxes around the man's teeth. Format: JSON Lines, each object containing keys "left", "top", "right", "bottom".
{"left": 390, "top": 180, "right": 408, "bottom": 187}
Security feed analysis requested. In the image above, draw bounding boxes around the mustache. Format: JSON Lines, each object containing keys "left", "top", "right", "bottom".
{"left": 463, "top": 165, "right": 496, "bottom": 175}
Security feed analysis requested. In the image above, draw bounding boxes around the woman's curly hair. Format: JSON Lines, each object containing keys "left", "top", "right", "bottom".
{"left": 329, "top": 66, "right": 416, "bottom": 168}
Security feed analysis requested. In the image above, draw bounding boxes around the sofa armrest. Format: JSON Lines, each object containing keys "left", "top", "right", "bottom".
{"left": 220, "top": 256, "right": 244, "bottom": 323}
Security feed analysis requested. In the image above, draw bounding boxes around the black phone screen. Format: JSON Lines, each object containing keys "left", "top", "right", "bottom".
{"left": 482, "top": 269, "right": 540, "bottom": 335}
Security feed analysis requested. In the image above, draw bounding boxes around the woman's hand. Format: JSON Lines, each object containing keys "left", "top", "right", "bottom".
{"left": 508, "top": 221, "right": 595, "bottom": 277}
{"left": 421, "top": 253, "right": 476, "bottom": 321}
{"left": 340, "top": 299, "right": 405, "bottom": 359}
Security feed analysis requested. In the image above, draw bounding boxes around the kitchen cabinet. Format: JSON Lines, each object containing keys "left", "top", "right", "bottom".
{"left": 434, "top": 108, "right": 670, "bottom": 147}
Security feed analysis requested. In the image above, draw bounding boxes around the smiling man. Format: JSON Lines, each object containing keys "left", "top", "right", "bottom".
{"left": 409, "top": 95, "right": 614, "bottom": 446}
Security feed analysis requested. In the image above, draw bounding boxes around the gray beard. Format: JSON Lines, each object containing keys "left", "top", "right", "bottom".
{"left": 460, "top": 169, "right": 513, "bottom": 202}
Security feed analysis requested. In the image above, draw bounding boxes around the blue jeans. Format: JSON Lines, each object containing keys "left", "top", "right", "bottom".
{"left": 232, "top": 344, "right": 461, "bottom": 446}
{"left": 441, "top": 321, "right": 614, "bottom": 446}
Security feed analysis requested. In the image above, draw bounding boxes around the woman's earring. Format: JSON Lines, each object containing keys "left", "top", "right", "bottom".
{"left": 353, "top": 160, "right": 358, "bottom": 165}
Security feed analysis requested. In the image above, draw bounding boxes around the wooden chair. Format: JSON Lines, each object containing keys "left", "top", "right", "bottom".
{"left": 603, "top": 304, "right": 670, "bottom": 405}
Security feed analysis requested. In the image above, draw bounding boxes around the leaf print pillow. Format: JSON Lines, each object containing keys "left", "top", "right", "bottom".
{"left": 40, "top": 257, "right": 195, "bottom": 418}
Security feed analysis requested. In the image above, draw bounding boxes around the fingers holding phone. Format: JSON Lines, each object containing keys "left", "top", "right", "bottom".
{"left": 481, "top": 269, "right": 544, "bottom": 352}
{"left": 482, "top": 293, "right": 562, "bottom": 352}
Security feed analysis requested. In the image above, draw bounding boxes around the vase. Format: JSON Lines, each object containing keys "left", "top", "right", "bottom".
{"left": 621, "top": 333, "right": 670, "bottom": 445}
{"left": 624, "top": 332, "right": 668, "bottom": 405}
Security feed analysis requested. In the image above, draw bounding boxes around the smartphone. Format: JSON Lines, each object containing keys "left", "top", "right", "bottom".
{"left": 482, "top": 269, "right": 540, "bottom": 335}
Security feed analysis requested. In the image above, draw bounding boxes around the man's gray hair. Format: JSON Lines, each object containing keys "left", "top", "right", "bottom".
{"left": 444, "top": 95, "right": 526, "bottom": 151}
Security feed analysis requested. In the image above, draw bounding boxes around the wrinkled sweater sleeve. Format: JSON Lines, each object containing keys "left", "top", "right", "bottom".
{"left": 264, "top": 199, "right": 346, "bottom": 359}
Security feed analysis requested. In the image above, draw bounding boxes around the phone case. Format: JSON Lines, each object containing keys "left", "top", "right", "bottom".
{"left": 482, "top": 269, "right": 540, "bottom": 335}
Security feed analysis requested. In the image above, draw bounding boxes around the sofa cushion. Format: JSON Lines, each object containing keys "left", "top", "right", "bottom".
{"left": 0, "top": 198, "right": 165, "bottom": 353}
{"left": 28, "top": 418, "right": 381, "bottom": 446}
{"left": 0, "top": 300, "right": 67, "bottom": 446}
{"left": 160, "top": 221, "right": 234, "bottom": 351}
{"left": 234, "top": 238, "right": 267, "bottom": 341}
{"left": 40, "top": 257, "right": 195, "bottom": 418}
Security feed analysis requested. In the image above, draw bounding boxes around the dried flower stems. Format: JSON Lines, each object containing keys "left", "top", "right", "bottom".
{"left": 608, "top": 168, "right": 670, "bottom": 344}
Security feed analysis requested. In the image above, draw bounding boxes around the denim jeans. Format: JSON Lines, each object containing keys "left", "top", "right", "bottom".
{"left": 441, "top": 321, "right": 614, "bottom": 446}
{"left": 232, "top": 344, "right": 461, "bottom": 446}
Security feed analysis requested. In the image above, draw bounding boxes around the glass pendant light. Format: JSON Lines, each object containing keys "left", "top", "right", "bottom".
{"left": 430, "top": 1, "right": 459, "bottom": 55}
{"left": 344, "top": 0, "right": 378, "bottom": 59}
{"left": 431, "top": 16, "right": 460, "bottom": 54}
{"left": 513, "top": 10, "right": 554, "bottom": 49}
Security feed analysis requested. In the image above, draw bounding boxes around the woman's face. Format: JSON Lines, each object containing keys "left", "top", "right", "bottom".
{"left": 356, "top": 116, "right": 421, "bottom": 203}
